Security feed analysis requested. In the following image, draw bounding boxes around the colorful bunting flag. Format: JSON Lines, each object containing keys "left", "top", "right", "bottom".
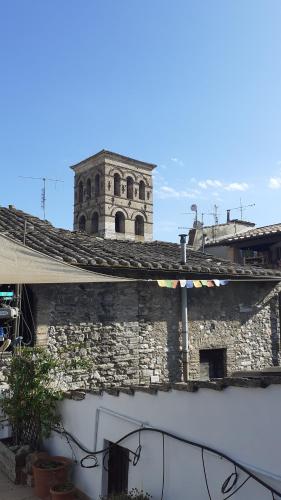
{"left": 166, "top": 280, "right": 174, "bottom": 288}
{"left": 157, "top": 280, "right": 166, "bottom": 287}
{"left": 220, "top": 280, "right": 229, "bottom": 286}
{"left": 193, "top": 280, "right": 202, "bottom": 288}
{"left": 157, "top": 279, "right": 230, "bottom": 288}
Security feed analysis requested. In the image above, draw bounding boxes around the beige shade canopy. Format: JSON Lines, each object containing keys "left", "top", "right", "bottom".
{"left": 0, "top": 234, "right": 133, "bottom": 284}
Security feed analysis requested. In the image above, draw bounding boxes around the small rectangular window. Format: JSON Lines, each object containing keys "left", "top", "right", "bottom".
{"left": 107, "top": 442, "right": 129, "bottom": 495}
{"left": 199, "top": 348, "right": 226, "bottom": 379}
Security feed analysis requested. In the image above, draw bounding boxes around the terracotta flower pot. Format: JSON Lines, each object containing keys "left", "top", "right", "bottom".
{"left": 33, "top": 456, "right": 72, "bottom": 499}
{"left": 50, "top": 482, "right": 76, "bottom": 500}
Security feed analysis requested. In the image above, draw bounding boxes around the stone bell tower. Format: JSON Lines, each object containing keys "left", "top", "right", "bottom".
{"left": 71, "top": 150, "right": 155, "bottom": 241}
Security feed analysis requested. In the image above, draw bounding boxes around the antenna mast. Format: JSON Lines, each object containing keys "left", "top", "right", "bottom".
{"left": 19, "top": 176, "right": 63, "bottom": 219}
{"left": 226, "top": 201, "right": 255, "bottom": 222}
{"left": 209, "top": 204, "right": 219, "bottom": 225}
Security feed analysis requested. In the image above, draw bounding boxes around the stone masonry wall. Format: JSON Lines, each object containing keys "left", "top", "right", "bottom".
{"left": 32, "top": 282, "right": 182, "bottom": 390}
{"left": 188, "top": 282, "right": 281, "bottom": 379}
{"left": 0, "top": 281, "right": 280, "bottom": 391}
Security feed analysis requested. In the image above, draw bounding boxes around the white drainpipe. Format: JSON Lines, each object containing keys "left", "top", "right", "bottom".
{"left": 179, "top": 234, "right": 189, "bottom": 381}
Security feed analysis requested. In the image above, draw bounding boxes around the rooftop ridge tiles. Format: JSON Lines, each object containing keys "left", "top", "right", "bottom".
{"left": 205, "top": 222, "right": 281, "bottom": 246}
{"left": 1, "top": 206, "right": 281, "bottom": 279}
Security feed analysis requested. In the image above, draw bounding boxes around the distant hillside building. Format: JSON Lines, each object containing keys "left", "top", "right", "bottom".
{"left": 71, "top": 150, "right": 155, "bottom": 241}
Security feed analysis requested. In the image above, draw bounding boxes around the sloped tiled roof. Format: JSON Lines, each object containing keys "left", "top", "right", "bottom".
{"left": 206, "top": 223, "right": 281, "bottom": 247}
{"left": 0, "top": 207, "right": 280, "bottom": 280}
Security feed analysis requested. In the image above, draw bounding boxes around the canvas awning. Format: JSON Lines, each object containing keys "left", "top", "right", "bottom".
{"left": 0, "top": 234, "right": 133, "bottom": 284}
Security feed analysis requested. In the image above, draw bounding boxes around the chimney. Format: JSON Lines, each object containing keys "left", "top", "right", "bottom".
{"left": 179, "top": 234, "right": 187, "bottom": 264}
{"left": 226, "top": 209, "right": 231, "bottom": 223}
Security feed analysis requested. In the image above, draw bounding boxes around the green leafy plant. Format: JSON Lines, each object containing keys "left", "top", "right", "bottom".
{"left": 100, "top": 489, "right": 151, "bottom": 500}
{"left": 51, "top": 482, "right": 74, "bottom": 492}
{"left": 1, "top": 347, "right": 63, "bottom": 449}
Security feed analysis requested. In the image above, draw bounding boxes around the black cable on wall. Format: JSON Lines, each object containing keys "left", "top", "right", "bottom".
{"left": 53, "top": 425, "right": 281, "bottom": 499}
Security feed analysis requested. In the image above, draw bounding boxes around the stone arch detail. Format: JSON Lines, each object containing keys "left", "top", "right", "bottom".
{"left": 108, "top": 167, "right": 124, "bottom": 178}
{"left": 136, "top": 175, "right": 149, "bottom": 186}
{"left": 123, "top": 170, "right": 137, "bottom": 182}
{"left": 131, "top": 210, "right": 147, "bottom": 222}
{"left": 110, "top": 207, "right": 129, "bottom": 219}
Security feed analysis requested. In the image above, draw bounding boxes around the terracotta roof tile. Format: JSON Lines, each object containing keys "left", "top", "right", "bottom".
{"left": 0, "top": 207, "right": 280, "bottom": 280}
{"left": 206, "top": 223, "right": 281, "bottom": 246}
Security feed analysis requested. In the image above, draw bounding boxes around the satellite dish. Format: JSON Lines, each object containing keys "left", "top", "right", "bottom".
{"left": 191, "top": 204, "right": 197, "bottom": 212}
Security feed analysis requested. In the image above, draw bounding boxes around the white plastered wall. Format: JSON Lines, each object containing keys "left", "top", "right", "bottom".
{"left": 45, "top": 386, "right": 281, "bottom": 500}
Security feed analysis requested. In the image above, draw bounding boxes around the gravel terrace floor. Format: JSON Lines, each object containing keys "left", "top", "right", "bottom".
{"left": 0, "top": 469, "right": 38, "bottom": 500}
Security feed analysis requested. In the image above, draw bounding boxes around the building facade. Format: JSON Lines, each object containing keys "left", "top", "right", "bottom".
{"left": 205, "top": 223, "right": 281, "bottom": 268}
{"left": 0, "top": 205, "right": 281, "bottom": 391}
{"left": 71, "top": 150, "right": 155, "bottom": 241}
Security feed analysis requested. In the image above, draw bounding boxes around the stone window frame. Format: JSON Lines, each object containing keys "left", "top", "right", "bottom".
{"left": 139, "top": 180, "right": 145, "bottom": 200}
{"left": 135, "top": 215, "right": 144, "bottom": 236}
{"left": 95, "top": 173, "right": 101, "bottom": 197}
{"left": 126, "top": 176, "right": 134, "bottom": 200}
{"left": 78, "top": 180, "right": 84, "bottom": 203}
{"left": 114, "top": 173, "right": 121, "bottom": 197}
{"left": 78, "top": 214, "right": 86, "bottom": 232}
{"left": 115, "top": 211, "right": 125, "bottom": 233}
{"left": 91, "top": 211, "right": 99, "bottom": 234}
{"left": 86, "top": 178, "right": 92, "bottom": 200}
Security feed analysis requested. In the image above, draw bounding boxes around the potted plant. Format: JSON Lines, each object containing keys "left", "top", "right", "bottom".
{"left": 100, "top": 489, "right": 152, "bottom": 500}
{"left": 0, "top": 347, "right": 67, "bottom": 491}
{"left": 50, "top": 481, "right": 76, "bottom": 500}
{"left": 1, "top": 347, "right": 63, "bottom": 448}
{"left": 33, "top": 456, "right": 72, "bottom": 499}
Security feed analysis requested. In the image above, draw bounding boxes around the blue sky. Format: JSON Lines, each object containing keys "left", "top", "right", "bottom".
{"left": 0, "top": 0, "right": 281, "bottom": 242}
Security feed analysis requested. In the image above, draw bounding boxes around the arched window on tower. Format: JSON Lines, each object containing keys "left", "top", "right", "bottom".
{"left": 78, "top": 215, "right": 86, "bottom": 232}
{"left": 114, "top": 173, "right": 121, "bottom": 196}
{"left": 91, "top": 212, "right": 99, "bottom": 234}
{"left": 139, "top": 180, "right": 145, "bottom": 200}
{"left": 135, "top": 215, "right": 144, "bottom": 236}
{"left": 78, "top": 181, "right": 84, "bottom": 203}
{"left": 86, "top": 179, "right": 92, "bottom": 199}
{"left": 127, "top": 176, "right": 134, "bottom": 199}
{"left": 115, "top": 211, "right": 125, "bottom": 233}
{"left": 95, "top": 174, "right": 100, "bottom": 196}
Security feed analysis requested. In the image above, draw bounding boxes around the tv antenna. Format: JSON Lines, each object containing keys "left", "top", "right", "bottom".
{"left": 19, "top": 176, "right": 63, "bottom": 219}
{"left": 182, "top": 204, "right": 199, "bottom": 227}
{"left": 226, "top": 199, "right": 255, "bottom": 222}
{"left": 210, "top": 204, "right": 219, "bottom": 225}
